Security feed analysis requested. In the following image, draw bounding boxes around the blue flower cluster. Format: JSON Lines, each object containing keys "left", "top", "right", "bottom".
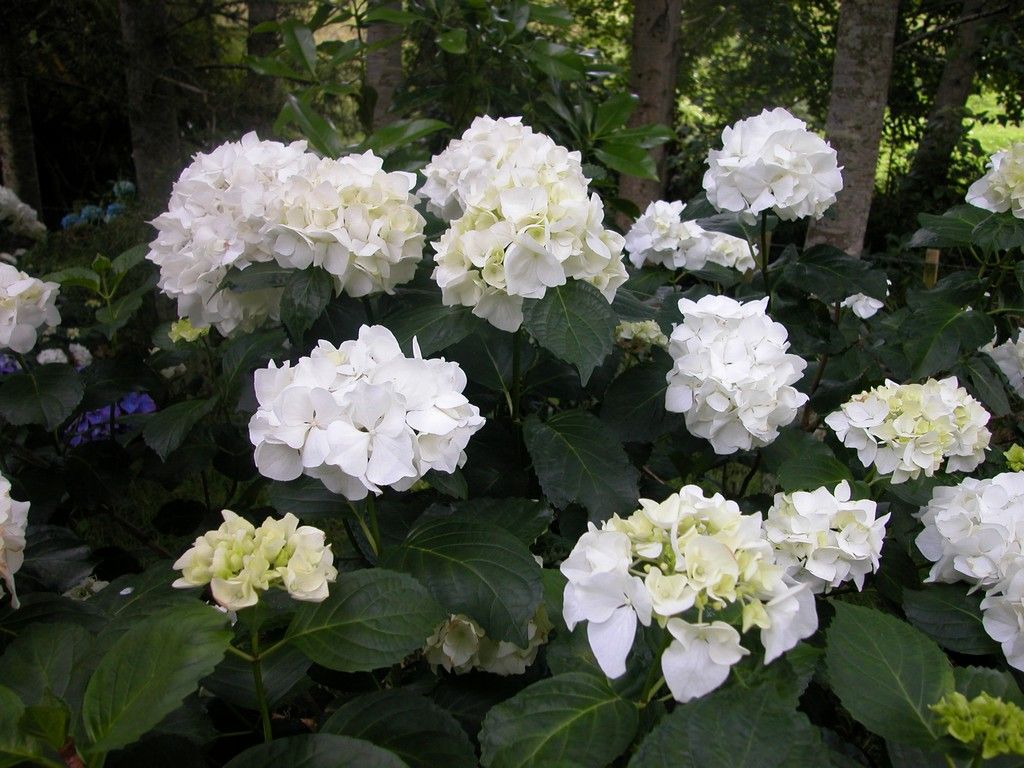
{"left": 60, "top": 181, "right": 135, "bottom": 229}
{"left": 66, "top": 392, "right": 158, "bottom": 447}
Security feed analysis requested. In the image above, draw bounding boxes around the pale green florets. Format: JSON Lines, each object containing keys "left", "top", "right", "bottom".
{"left": 931, "top": 691, "right": 1024, "bottom": 760}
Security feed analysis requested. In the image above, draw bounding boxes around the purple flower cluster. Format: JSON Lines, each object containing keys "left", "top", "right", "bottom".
{"left": 0, "top": 355, "right": 20, "bottom": 375}
{"left": 67, "top": 392, "right": 158, "bottom": 447}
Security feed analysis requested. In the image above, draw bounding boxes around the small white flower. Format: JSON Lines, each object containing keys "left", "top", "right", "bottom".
{"left": 916, "top": 472, "right": 1024, "bottom": 590}
{"left": 36, "top": 348, "right": 69, "bottom": 365}
{"left": 703, "top": 107, "right": 843, "bottom": 222}
{"left": 982, "top": 331, "right": 1024, "bottom": 397}
{"left": 625, "top": 200, "right": 756, "bottom": 272}
{"left": 665, "top": 295, "right": 808, "bottom": 454}
{"left": 825, "top": 378, "right": 990, "bottom": 484}
{"left": 425, "top": 116, "right": 626, "bottom": 331}
{"left": 766, "top": 480, "right": 888, "bottom": 592}
{"left": 661, "top": 619, "right": 748, "bottom": 703}
{"left": 0, "top": 473, "right": 29, "bottom": 608}
{"left": 67, "top": 343, "right": 92, "bottom": 368}
{"left": 840, "top": 280, "right": 890, "bottom": 320}
{"left": 980, "top": 562, "right": 1024, "bottom": 672}
{"left": 424, "top": 609, "right": 552, "bottom": 676}
{"left": 172, "top": 510, "right": 337, "bottom": 609}
{"left": 0, "top": 264, "right": 60, "bottom": 354}
{"left": 966, "top": 143, "right": 1024, "bottom": 219}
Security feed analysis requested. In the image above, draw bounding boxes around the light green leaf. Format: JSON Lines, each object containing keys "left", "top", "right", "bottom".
{"left": 285, "top": 569, "right": 441, "bottom": 672}
{"left": 436, "top": 28, "right": 468, "bottom": 54}
{"left": 383, "top": 517, "right": 541, "bottom": 645}
{"left": 322, "top": 689, "right": 475, "bottom": 768}
{"left": 0, "top": 364, "right": 84, "bottom": 430}
{"left": 593, "top": 93, "right": 637, "bottom": 137}
{"left": 225, "top": 734, "right": 409, "bottom": 768}
{"left": 523, "top": 410, "right": 639, "bottom": 521}
{"left": 628, "top": 683, "right": 828, "bottom": 767}
{"left": 281, "top": 21, "right": 318, "bottom": 78}
{"left": 361, "top": 118, "right": 449, "bottom": 156}
{"left": 111, "top": 243, "right": 149, "bottom": 275}
{"left": 825, "top": 602, "right": 954, "bottom": 747}
{"left": 479, "top": 672, "right": 638, "bottom": 768}
{"left": 522, "top": 281, "right": 616, "bottom": 385}
{"left": 42, "top": 267, "right": 101, "bottom": 292}
{"left": 80, "top": 605, "right": 231, "bottom": 760}
{"left": 594, "top": 143, "right": 657, "bottom": 180}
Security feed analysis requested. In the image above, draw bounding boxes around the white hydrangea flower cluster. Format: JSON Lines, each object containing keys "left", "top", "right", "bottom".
{"left": 765, "top": 480, "right": 889, "bottom": 593}
{"left": 966, "top": 143, "right": 1024, "bottom": 219}
{"left": 665, "top": 295, "right": 808, "bottom": 454}
{"left": 561, "top": 486, "right": 817, "bottom": 703}
{"left": 982, "top": 331, "right": 1024, "bottom": 397}
{"left": 423, "top": 116, "right": 628, "bottom": 332}
{"left": 249, "top": 325, "right": 485, "bottom": 500}
{"left": 703, "top": 107, "right": 843, "bottom": 223}
{"left": 0, "top": 472, "right": 30, "bottom": 608}
{"left": 424, "top": 608, "right": 552, "bottom": 676}
{"left": 0, "top": 186, "right": 46, "bottom": 240}
{"left": 0, "top": 263, "right": 60, "bottom": 354}
{"left": 825, "top": 378, "right": 991, "bottom": 484}
{"left": 147, "top": 132, "right": 426, "bottom": 335}
{"left": 172, "top": 509, "right": 337, "bottom": 610}
{"left": 915, "top": 473, "right": 1024, "bottom": 671}
{"left": 624, "top": 200, "right": 756, "bottom": 272}
{"left": 615, "top": 319, "right": 668, "bottom": 354}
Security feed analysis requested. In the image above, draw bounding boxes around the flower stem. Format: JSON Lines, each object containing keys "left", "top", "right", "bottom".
{"left": 250, "top": 625, "right": 273, "bottom": 744}
{"left": 759, "top": 212, "right": 771, "bottom": 311}
{"left": 511, "top": 328, "right": 522, "bottom": 423}
{"left": 366, "top": 493, "right": 382, "bottom": 557}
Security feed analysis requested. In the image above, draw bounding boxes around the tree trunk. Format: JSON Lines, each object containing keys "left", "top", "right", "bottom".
{"left": 118, "top": 0, "right": 182, "bottom": 216}
{"left": 246, "top": 0, "right": 280, "bottom": 135}
{"left": 617, "top": 0, "right": 682, "bottom": 215}
{"left": 0, "top": 31, "right": 43, "bottom": 214}
{"left": 805, "top": 0, "right": 899, "bottom": 256}
{"left": 364, "top": 1, "right": 404, "bottom": 129}
{"left": 901, "top": 0, "right": 998, "bottom": 206}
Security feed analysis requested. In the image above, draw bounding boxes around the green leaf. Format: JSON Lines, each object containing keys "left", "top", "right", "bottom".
{"left": 203, "top": 645, "right": 310, "bottom": 710}
{"left": 111, "top": 243, "right": 148, "bottom": 275}
{"left": 436, "top": 28, "right": 468, "bottom": 54}
{"left": 628, "top": 683, "right": 828, "bottom": 767}
{"left": 479, "top": 672, "right": 638, "bottom": 768}
{"left": 281, "top": 266, "right": 334, "bottom": 342}
{"left": 971, "top": 211, "right": 1024, "bottom": 252}
{"left": 955, "top": 355, "right": 1011, "bottom": 417}
{"left": 594, "top": 142, "right": 657, "bottom": 180}
{"left": 281, "top": 95, "right": 344, "bottom": 157}
{"left": 363, "top": 6, "right": 423, "bottom": 24}
{"left": 281, "top": 21, "right": 318, "bottom": 78}
{"left": 219, "top": 261, "right": 292, "bottom": 292}
{"left": 383, "top": 517, "right": 541, "bottom": 645}
{"left": 599, "top": 356, "right": 682, "bottom": 442}
{"left": 0, "top": 622, "right": 93, "bottom": 709}
{"left": 909, "top": 206, "right": 988, "bottom": 249}
{"left": 522, "top": 40, "right": 584, "bottom": 81}
{"left": 220, "top": 328, "right": 288, "bottom": 395}
{"left": 285, "top": 568, "right": 442, "bottom": 672}
{"left": 523, "top": 410, "right": 639, "bottom": 521}
{"left": 901, "top": 301, "right": 994, "bottom": 378}
{"left": 902, "top": 585, "right": 999, "bottom": 656}
{"left": 361, "top": 118, "right": 449, "bottom": 156}
{"left": 94, "top": 291, "right": 144, "bottom": 339}
{"left": 527, "top": 3, "right": 573, "bottom": 26}
{"left": 593, "top": 93, "right": 637, "bottom": 137}
{"left": 322, "top": 689, "right": 475, "bottom": 768}
{"left": 448, "top": 498, "right": 553, "bottom": 544}
{"left": 0, "top": 364, "right": 84, "bottom": 430}
{"left": 0, "top": 686, "right": 50, "bottom": 768}
{"left": 80, "top": 604, "right": 231, "bottom": 760}
{"left": 425, "top": 468, "right": 468, "bottom": 499}
{"left": 225, "top": 734, "right": 410, "bottom": 768}
{"left": 780, "top": 244, "right": 889, "bottom": 304}
{"left": 825, "top": 602, "right": 954, "bottom": 747}
{"left": 42, "top": 266, "right": 101, "bottom": 292}
{"left": 382, "top": 296, "right": 480, "bottom": 356}
{"left": 142, "top": 398, "right": 216, "bottom": 460}
{"left": 954, "top": 666, "right": 1024, "bottom": 706}
{"left": 267, "top": 476, "right": 348, "bottom": 518}
{"left": 774, "top": 450, "right": 853, "bottom": 493}
{"left": 522, "top": 281, "right": 616, "bottom": 385}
